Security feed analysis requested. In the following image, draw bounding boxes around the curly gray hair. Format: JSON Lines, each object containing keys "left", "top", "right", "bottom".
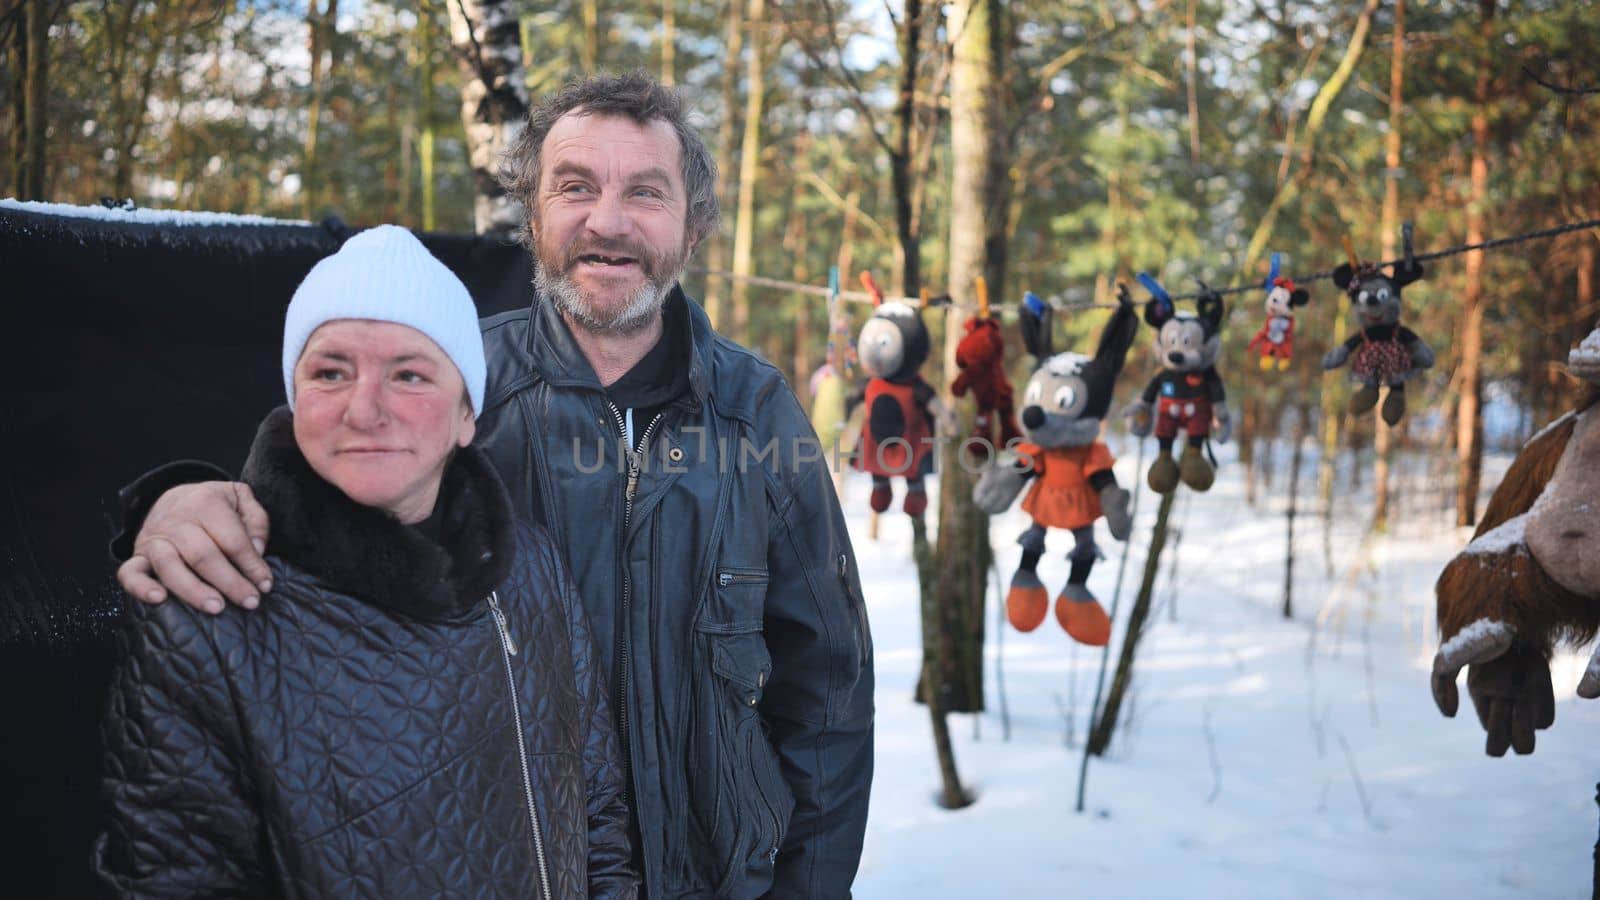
{"left": 499, "top": 72, "right": 721, "bottom": 254}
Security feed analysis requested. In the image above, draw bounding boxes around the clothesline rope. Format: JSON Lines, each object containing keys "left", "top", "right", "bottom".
{"left": 693, "top": 216, "right": 1600, "bottom": 311}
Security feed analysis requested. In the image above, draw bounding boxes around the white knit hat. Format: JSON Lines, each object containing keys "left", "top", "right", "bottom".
{"left": 282, "top": 225, "right": 486, "bottom": 414}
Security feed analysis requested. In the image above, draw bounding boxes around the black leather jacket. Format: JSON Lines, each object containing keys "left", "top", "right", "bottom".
{"left": 94, "top": 409, "right": 638, "bottom": 898}
{"left": 476, "top": 289, "right": 875, "bottom": 898}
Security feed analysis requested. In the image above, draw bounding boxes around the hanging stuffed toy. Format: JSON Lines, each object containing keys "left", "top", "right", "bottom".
{"left": 973, "top": 287, "right": 1138, "bottom": 646}
{"left": 1432, "top": 319, "right": 1600, "bottom": 756}
{"left": 950, "top": 277, "right": 1021, "bottom": 457}
{"left": 809, "top": 266, "right": 855, "bottom": 453}
{"left": 1123, "top": 274, "right": 1231, "bottom": 494}
{"left": 1246, "top": 252, "right": 1309, "bottom": 371}
{"left": 846, "top": 271, "right": 951, "bottom": 518}
{"left": 1321, "top": 235, "right": 1434, "bottom": 426}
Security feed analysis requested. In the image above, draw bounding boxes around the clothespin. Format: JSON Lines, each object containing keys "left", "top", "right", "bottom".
{"left": 1136, "top": 272, "right": 1174, "bottom": 319}
{"left": 825, "top": 266, "right": 841, "bottom": 372}
{"left": 1341, "top": 235, "right": 1361, "bottom": 268}
{"left": 1023, "top": 291, "right": 1048, "bottom": 320}
{"left": 1401, "top": 222, "right": 1416, "bottom": 269}
{"left": 1266, "top": 252, "right": 1282, "bottom": 291}
{"left": 975, "top": 276, "right": 990, "bottom": 320}
{"left": 859, "top": 271, "right": 884, "bottom": 306}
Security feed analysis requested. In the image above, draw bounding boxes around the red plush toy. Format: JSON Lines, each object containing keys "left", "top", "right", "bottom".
{"left": 951, "top": 281, "right": 1020, "bottom": 453}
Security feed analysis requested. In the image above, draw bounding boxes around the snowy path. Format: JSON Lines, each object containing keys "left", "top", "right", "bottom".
{"left": 848, "top": 442, "right": 1596, "bottom": 899}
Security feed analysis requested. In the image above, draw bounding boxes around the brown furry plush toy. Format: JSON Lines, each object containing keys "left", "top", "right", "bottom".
{"left": 1432, "top": 321, "right": 1600, "bottom": 757}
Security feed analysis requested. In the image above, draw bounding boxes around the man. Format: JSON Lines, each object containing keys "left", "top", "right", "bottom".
{"left": 116, "top": 73, "right": 874, "bottom": 899}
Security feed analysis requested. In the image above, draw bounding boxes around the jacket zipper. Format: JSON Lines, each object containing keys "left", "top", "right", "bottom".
{"left": 606, "top": 401, "right": 663, "bottom": 807}
{"left": 488, "top": 591, "right": 552, "bottom": 900}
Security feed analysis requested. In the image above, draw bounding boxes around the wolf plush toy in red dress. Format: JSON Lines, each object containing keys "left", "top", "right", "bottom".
{"left": 973, "top": 289, "right": 1139, "bottom": 646}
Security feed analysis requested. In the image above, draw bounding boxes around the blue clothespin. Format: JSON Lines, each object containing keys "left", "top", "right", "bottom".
{"left": 1022, "top": 290, "right": 1048, "bottom": 321}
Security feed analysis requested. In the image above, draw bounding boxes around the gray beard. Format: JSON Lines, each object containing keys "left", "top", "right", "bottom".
{"left": 534, "top": 261, "right": 680, "bottom": 337}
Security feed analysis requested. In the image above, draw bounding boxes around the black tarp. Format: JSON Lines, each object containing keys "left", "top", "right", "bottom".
{"left": 0, "top": 203, "right": 532, "bottom": 895}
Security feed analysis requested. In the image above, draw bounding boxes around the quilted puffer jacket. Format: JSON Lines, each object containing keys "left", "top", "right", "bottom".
{"left": 93, "top": 408, "right": 638, "bottom": 898}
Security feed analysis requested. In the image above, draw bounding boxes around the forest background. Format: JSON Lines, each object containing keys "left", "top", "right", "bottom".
{"left": 5, "top": 0, "right": 1599, "bottom": 529}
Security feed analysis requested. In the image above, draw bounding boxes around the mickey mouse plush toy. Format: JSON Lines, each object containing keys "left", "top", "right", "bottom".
{"left": 1321, "top": 253, "right": 1433, "bottom": 426}
{"left": 973, "top": 288, "right": 1138, "bottom": 646}
{"left": 847, "top": 272, "right": 952, "bottom": 517}
{"left": 1124, "top": 274, "right": 1231, "bottom": 494}
{"left": 1246, "top": 253, "right": 1309, "bottom": 371}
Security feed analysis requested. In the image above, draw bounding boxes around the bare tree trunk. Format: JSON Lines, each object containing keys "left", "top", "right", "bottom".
{"left": 446, "top": 0, "right": 530, "bottom": 237}
{"left": 913, "top": 0, "right": 1014, "bottom": 811}
{"left": 660, "top": 0, "right": 675, "bottom": 85}
{"left": 703, "top": 0, "right": 743, "bottom": 330}
{"left": 21, "top": 0, "right": 48, "bottom": 200}
{"left": 1455, "top": 0, "right": 1494, "bottom": 527}
{"left": 302, "top": 0, "right": 330, "bottom": 219}
{"left": 729, "top": 0, "right": 765, "bottom": 346}
{"left": 891, "top": 0, "right": 924, "bottom": 296}
{"left": 1242, "top": 395, "right": 1260, "bottom": 506}
{"left": 581, "top": 0, "right": 599, "bottom": 73}
{"left": 1284, "top": 398, "right": 1308, "bottom": 618}
{"left": 418, "top": 0, "right": 438, "bottom": 230}
{"left": 1374, "top": 0, "right": 1406, "bottom": 532}
{"left": 785, "top": 124, "right": 812, "bottom": 389}
{"left": 1183, "top": 0, "right": 1200, "bottom": 163}
{"left": 1089, "top": 489, "right": 1177, "bottom": 756}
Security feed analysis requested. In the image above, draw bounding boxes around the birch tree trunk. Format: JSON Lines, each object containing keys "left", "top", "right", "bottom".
{"left": 446, "top": 0, "right": 530, "bottom": 237}
{"left": 418, "top": 0, "right": 438, "bottom": 230}
{"left": 1455, "top": 0, "right": 1494, "bottom": 527}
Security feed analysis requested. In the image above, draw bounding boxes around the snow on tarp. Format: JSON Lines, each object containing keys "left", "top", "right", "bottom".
{"left": 0, "top": 197, "right": 345, "bottom": 258}
{"left": 0, "top": 198, "right": 311, "bottom": 227}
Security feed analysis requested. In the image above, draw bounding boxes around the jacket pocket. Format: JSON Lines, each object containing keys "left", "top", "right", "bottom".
{"left": 686, "top": 570, "right": 795, "bottom": 896}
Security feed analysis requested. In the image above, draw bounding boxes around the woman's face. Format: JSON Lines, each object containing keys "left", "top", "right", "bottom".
{"left": 292, "top": 320, "right": 475, "bottom": 524}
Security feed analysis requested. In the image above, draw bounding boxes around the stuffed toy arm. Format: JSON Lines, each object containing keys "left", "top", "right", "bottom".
{"left": 843, "top": 381, "right": 868, "bottom": 417}
{"left": 1322, "top": 339, "right": 1353, "bottom": 370}
{"left": 1404, "top": 329, "right": 1436, "bottom": 371}
{"left": 951, "top": 370, "right": 972, "bottom": 397}
{"left": 1213, "top": 404, "right": 1232, "bottom": 444}
{"left": 973, "top": 451, "right": 1034, "bottom": 515}
{"left": 1089, "top": 469, "right": 1132, "bottom": 541}
{"left": 1123, "top": 377, "right": 1161, "bottom": 437}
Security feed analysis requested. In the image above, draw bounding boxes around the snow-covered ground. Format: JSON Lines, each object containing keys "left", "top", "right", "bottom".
{"left": 849, "top": 438, "right": 1598, "bottom": 899}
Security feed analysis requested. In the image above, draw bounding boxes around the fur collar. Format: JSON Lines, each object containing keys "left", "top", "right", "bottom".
{"left": 241, "top": 407, "right": 515, "bottom": 622}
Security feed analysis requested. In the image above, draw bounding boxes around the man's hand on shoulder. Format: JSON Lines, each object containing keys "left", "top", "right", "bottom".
{"left": 118, "top": 482, "right": 274, "bottom": 615}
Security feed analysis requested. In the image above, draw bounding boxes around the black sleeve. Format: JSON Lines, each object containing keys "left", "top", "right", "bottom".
{"left": 93, "top": 603, "right": 265, "bottom": 895}
{"left": 912, "top": 378, "right": 937, "bottom": 417}
{"left": 1088, "top": 469, "right": 1118, "bottom": 493}
{"left": 762, "top": 395, "right": 873, "bottom": 899}
{"left": 108, "top": 460, "right": 236, "bottom": 563}
{"left": 537, "top": 528, "right": 639, "bottom": 898}
{"left": 1206, "top": 369, "right": 1226, "bottom": 403}
{"left": 1343, "top": 333, "right": 1363, "bottom": 352}
{"left": 1141, "top": 374, "right": 1162, "bottom": 404}
{"left": 1397, "top": 326, "right": 1420, "bottom": 346}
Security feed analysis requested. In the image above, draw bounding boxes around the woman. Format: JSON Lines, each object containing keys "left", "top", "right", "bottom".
{"left": 94, "top": 226, "right": 637, "bottom": 898}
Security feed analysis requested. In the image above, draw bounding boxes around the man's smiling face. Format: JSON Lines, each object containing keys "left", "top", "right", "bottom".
{"left": 530, "top": 111, "right": 693, "bottom": 336}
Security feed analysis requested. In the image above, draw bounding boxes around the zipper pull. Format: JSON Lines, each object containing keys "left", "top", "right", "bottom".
{"left": 625, "top": 452, "right": 642, "bottom": 501}
{"left": 719, "top": 572, "right": 732, "bottom": 587}
{"left": 487, "top": 592, "right": 518, "bottom": 656}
